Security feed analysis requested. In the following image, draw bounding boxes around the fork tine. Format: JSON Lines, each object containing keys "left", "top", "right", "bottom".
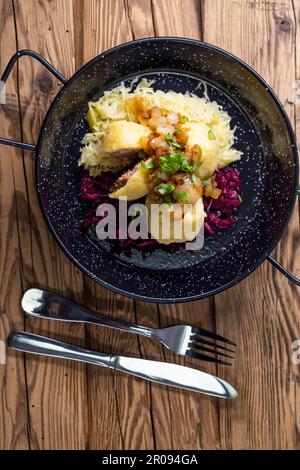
{"left": 191, "top": 326, "right": 237, "bottom": 346}
{"left": 188, "top": 342, "right": 234, "bottom": 359}
{"left": 189, "top": 335, "right": 235, "bottom": 354}
{"left": 186, "top": 349, "right": 231, "bottom": 366}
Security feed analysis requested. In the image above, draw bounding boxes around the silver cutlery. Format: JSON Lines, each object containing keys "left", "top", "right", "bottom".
{"left": 8, "top": 331, "right": 237, "bottom": 399}
{"left": 22, "top": 288, "right": 236, "bottom": 365}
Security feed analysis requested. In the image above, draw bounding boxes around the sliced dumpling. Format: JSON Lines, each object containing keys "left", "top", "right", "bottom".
{"left": 101, "top": 120, "right": 151, "bottom": 157}
{"left": 184, "top": 122, "right": 220, "bottom": 179}
{"left": 146, "top": 196, "right": 205, "bottom": 244}
{"left": 109, "top": 162, "right": 150, "bottom": 200}
{"left": 79, "top": 121, "right": 151, "bottom": 176}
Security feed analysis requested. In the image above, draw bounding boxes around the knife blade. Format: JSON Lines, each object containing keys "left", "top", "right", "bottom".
{"left": 8, "top": 331, "right": 237, "bottom": 399}
{"left": 115, "top": 355, "right": 237, "bottom": 398}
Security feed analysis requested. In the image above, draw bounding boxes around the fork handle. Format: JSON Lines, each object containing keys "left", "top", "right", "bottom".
{"left": 22, "top": 288, "right": 154, "bottom": 338}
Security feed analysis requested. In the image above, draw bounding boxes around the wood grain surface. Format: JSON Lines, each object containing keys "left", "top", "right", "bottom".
{"left": 0, "top": 0, "right": 299, "bottom": 450}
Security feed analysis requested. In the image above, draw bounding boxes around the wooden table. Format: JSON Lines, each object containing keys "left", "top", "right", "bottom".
{"left": 0, "top": 0, "right": 300, "bottom": 450}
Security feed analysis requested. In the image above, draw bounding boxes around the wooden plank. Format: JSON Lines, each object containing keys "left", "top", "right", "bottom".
{"left": 13, "top": 0, "right": 87, "bottom": 450}
{"left": 152, "top": 0, "right": 202, "bottom": 39}
{"left": 0, "top": 0, "right": 29, "bottom": 450}
{"left": 1, "top": 0, "right": 298, "bottom": 450}
{"left": 125, "top": 0, "right": 174, "bottom": 450}
{"left": 203, "top": 0, "right": 300, "bottom": 449}
{"left": 135, "top": 300, "right": 221, "bottom": 449}
{"left": 291, "top": 0, "right": 300, "bottom": 450}
{"left": 79, "top": 0, "right": 219, "bottom": 450}
{"left": 126, "top": 0, "right": 155, "bottom": 38}
{"left": 133, "top": 0, "right": 220, "bottom": 450}
{"left": 79, "top": 0, "right": 155, "bottom": 450}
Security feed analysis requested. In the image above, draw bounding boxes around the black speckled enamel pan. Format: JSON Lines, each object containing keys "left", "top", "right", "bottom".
{"left": 1, "top": 38, "right": 299, "bottom": 303}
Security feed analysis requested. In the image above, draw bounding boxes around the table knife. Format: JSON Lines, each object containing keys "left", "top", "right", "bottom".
{"left": 8, "top": 331, "right": 237, "bottom": 399}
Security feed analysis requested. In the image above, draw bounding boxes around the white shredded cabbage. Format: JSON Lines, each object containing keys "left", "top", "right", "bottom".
{"left": 79, "top": 79, "right": 241, "bottom": 176}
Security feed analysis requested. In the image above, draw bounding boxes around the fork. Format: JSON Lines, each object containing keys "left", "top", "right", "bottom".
{"left": 22, "top": 288, "right": 236, "bottom": 365}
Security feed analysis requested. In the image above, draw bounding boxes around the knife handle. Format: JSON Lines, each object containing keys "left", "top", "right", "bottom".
{"left": 8, "top": 331, "right": 115, "bottom": 369}
{"left": 8, "top": 332, "right": 237, "bottom": 398}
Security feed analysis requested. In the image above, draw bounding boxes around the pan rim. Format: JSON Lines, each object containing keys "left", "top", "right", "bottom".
{"left": 35, "top": 37, "right": 299, "bottom": 303}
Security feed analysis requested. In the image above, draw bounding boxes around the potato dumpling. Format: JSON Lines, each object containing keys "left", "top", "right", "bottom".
{"left": 109, "top": 162, "right": 150, "bottom": 200}
{"left": 146, "top": 196, "right": 205, "bottom": 244}
{"left": 101, "top": 120, "right": 151, "bottom": 157}
{"left": 184, "top": 122, "right": 220, "bottom": 179}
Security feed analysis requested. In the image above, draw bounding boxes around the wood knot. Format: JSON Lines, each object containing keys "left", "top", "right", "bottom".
{"left": 278, "top": 18, "right": 291, "bottom": 32}
{"left": 37, "top": 73, "right": 53, "bottom": 93}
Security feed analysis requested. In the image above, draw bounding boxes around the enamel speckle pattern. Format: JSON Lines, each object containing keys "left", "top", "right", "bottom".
{"left": 35, "top": 38, "right": 298, "bottom": 302}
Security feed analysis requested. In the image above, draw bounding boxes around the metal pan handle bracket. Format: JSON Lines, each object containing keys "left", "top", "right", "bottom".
{"left": 0, "top": 49, "right": 67, "bottom": 152}
{"left": 266, "top": 188, "right": 300, "bottom": 286}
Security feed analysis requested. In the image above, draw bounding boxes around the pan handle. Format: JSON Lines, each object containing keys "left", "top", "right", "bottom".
{"left": 266, "top": 188, "right": 300, "bottom": 286}
{"left": 0, "top": 50, "right": 67, "bottom": 152}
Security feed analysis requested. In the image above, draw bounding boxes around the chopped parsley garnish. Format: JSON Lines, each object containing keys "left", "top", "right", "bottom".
{"left": 208, "top": 129, "right": 216, "bottom": 140}
{"left": 141, "top": 158, "right": 155, "bottom": 169}
{"left": 163, "top": 194, "right": 173, "bottom": 205}
{"left": 180, "top": 156, "right": 193, "bottom": 172}
{"left": 193, "top": 161, "right": 200, "bottom": 170}
{"left": 138, "top": 150, "right": 146, "bottom": 158}
{"left": 160, "top": 153, "right": 180, "bottom": 173}
{"left": 132, "top": 207, "right": 141, "bottom": 218}
{"left": 173, "top": 191, "right": 191, "bottom": 203}
{"left": 173, "top": 142, "right": 185, "bottom": 149}
{"left": 192, "top": 174, "right": 201, "bottom": 186}
{"left": 182, "top": 115, "right": 189, "bottom": 123}
{"left": 155, "top": 182, "right": 175, "bottom": 195}
{"left": 160, "top": 151, "right": 193, "bottom": 173}
{"left": 165, "top": 133, "right": 184, "bottom": 149}
{"left": 174, "top": 128, "right": 184, "bottom": 134}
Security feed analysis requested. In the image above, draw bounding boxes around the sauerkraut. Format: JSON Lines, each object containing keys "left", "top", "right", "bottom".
{"left": 79, "top": 80, "right": 241, "bottom": 176}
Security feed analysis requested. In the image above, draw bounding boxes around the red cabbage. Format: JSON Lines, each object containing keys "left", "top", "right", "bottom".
{"left": 203, "top": 167, "right": 241, "bottom": 236}
{"left": 80, "top": 166, "right": 241, "bottom": 255}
